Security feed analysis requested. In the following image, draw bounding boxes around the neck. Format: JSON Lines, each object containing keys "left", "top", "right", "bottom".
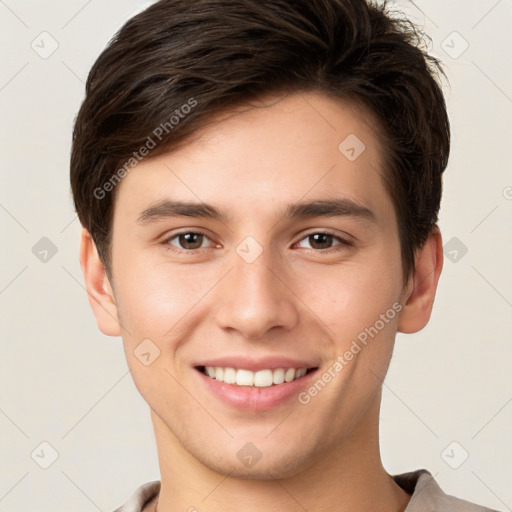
{"left": 150, "top": 393, "right": 411, "bottom": 512}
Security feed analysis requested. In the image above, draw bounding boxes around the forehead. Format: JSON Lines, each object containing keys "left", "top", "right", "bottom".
{"left": 113, "top": 91, "right": 394, "bottom": 228}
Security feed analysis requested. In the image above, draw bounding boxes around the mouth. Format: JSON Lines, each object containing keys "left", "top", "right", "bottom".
{"left": 196, "top": 365, "right": 318, "bottom": 387}
{"left": 193, "top": 355, "right": 320, "bottom": 410}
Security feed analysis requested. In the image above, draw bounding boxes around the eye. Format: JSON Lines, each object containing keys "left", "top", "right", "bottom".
{"left": 296, "top": 231, "right": 353, "bottom": 250}
{"left": 165, "top": 231, "right": 215, "bottom": 251}
{"left": 162, "top": 230, "right": 352, "bottom": 253}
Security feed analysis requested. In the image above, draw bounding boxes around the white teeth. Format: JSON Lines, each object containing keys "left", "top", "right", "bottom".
{"left": 273, "top": 368, "right": 285, "bottom": 385}
{"left": 202, "top": 366, "right": 310, "bottom": 387}
{"left": 236, "top": 369, "right": 254, "bottom": 386}
{"left": 284, "top": 368, "right": 296, "bottom": 382}
{"left": 254, "top": 369, "right": 273, "bottom": 387}
{"left": 223, "top": 367, "right": 236, "bottom": 384}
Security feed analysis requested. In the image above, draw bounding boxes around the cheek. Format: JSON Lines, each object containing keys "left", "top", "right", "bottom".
{"left": 292, "top": 251, "right": 403, "bottom": 340}
{"left": 112, "top": 258, "right": 204, "bottom": 402}
{"left": 113, "top": 251, "right": 213, "bottom": 338}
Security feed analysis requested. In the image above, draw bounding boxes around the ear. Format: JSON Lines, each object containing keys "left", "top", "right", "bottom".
{"left": 397, "top": 226, "right": 443, "bottom": 334}
{"left": 79, "top": 228, "right": 122, "bottom": 336}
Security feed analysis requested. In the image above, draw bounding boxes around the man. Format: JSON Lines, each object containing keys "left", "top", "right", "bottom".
{"left": 70, "top": 0, "right": 500, "bottom": 510}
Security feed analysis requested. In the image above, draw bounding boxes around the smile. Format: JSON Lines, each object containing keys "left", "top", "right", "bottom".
{"left": 199, "top": 366, "right": 314, "bottom": 387}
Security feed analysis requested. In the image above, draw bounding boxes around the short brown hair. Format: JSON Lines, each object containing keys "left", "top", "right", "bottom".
{"left": 70, "top": 0, "right": 450, "bottom": 282}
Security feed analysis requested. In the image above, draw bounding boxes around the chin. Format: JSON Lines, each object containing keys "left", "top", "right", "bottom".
{"left": 197, "top": 445, "right": 316, "bottom": 481}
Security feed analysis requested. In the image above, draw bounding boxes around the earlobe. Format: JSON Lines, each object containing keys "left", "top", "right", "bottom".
{"left": 397, "top": 227, "right": 444, "bottom": 334}
{"left": 79, "top": 228, "right": 122, "bottom": 337}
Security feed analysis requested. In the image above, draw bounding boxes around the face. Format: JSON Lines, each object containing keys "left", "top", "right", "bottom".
{"left": 95, "top": 92, "right": 415, "bottom": 479}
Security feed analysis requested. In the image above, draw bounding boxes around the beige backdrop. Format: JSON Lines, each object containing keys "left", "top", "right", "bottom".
{"left": 0, "top": 0, "right": 511, "bottom": 510}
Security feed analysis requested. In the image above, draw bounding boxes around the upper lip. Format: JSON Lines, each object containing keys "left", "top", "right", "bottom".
{"left": 194, "top": 356, "right": 319, "bottom": 372}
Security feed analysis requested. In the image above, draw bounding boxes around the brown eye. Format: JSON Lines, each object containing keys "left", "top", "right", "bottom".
{"left": 296, "top": 231, "right": 352, "bottom": 251}
{"left": 168, "top": 232, "right": 209, "bottom": 250}
{"left": 308, "top": 233, "right": 334, "bottom": 249}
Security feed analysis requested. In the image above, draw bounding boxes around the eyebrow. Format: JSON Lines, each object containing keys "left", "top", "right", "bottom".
{"left": 136, "top": 198, "right": 376, "bottom": 225}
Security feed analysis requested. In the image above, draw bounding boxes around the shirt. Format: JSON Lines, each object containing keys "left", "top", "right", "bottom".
{"left": 112, "top": 469, "right": 501, "bottom": 512}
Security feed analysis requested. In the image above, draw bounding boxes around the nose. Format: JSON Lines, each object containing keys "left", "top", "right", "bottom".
{"left": 214, "top": 244, "right": 300, "bottom": 340}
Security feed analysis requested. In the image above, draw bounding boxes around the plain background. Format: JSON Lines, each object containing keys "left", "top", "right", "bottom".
{"left": 0, "top": 0, "right": 511, "bottom": 510}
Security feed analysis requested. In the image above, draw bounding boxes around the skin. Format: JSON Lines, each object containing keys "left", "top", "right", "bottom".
{"left": 80, "top": 91, "right": 443, "bottom": 512}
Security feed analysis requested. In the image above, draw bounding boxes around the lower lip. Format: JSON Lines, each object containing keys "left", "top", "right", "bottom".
{"left": 195, "top": 368, "right": 318, "bottom": 411}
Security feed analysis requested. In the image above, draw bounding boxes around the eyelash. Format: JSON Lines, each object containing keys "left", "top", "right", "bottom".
{"left": 161, "top": 229, "right": 354, "bottom": 253}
